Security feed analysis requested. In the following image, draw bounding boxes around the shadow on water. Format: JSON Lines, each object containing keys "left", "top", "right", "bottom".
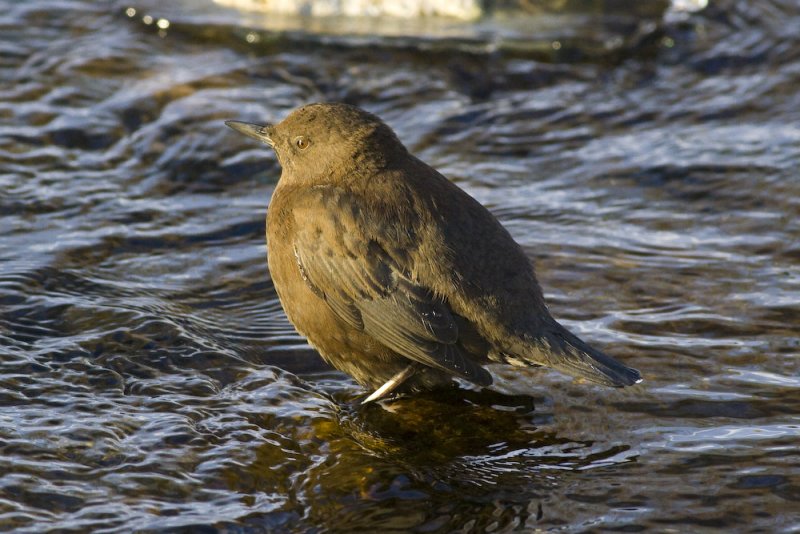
{"left": 221, "top": 386, "right": 637, "bottom": 532}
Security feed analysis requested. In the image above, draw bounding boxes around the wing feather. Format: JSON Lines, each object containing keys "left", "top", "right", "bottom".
{"left": 290, "top": 188, "right": 491, "bottom": 386}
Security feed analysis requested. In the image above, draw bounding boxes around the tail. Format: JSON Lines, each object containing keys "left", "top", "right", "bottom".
{"left": 519, "top": 324, "right": 642, "bottom": 387}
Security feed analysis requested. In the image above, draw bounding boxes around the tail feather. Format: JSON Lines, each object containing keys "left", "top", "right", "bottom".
{"left": 517, "top": 325, "right": 642, "bottom": 387}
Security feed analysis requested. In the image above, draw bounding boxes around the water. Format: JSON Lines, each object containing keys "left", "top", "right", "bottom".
{"left": 1, "top": 0, "right": 799, "bottom": 531}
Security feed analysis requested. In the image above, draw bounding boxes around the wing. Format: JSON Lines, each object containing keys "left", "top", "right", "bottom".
{"left": 288, "top": 187, "right": 492, "bottom": 387}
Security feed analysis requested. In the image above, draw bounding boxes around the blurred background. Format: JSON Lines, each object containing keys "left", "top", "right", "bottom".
{"left": 1, "top": 0, "right": 799, "bottom": 531}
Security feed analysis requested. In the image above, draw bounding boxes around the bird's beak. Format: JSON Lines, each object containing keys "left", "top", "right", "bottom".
{"left": 225, "top": 120, "right": 275, "bottom": 147}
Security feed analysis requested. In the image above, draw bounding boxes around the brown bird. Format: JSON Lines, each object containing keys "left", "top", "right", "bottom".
{"left": 226, "top": 103, "right": 641, "bottom": 403}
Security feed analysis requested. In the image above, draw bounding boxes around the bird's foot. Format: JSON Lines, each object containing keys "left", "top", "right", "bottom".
{"left": 361, "top": 365, "right": 417, "bottom": 404}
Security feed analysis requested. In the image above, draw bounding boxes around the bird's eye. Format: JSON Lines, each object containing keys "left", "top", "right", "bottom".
{"left": 295, "top": 136, "right": 310, "bottom": 150}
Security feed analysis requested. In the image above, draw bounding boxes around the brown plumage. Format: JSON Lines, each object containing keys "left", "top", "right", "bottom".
{"left": 226, "top": 102, "right": 641, "bottom": 402}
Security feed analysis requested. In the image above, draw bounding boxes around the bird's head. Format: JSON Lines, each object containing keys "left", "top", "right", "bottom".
{"left": 226, "top": 102, "right": 406, "bottom": 184}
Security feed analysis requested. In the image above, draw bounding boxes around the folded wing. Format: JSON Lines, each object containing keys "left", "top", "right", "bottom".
{"left": 289, "top": 188, "right": 492, "bottom": 387}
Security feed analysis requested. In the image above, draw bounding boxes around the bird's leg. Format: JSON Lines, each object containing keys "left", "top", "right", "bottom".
{"left": 362, "top": 364, "right": 417, "bottom": 404}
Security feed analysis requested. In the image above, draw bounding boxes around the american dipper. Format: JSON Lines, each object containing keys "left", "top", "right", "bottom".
{"left": 226, "top": 103, "right": 641, "bottom": 403}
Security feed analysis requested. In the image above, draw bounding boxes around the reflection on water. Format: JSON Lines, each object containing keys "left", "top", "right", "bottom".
{"left": 1, "top": 0, "right": 799, "bottom": 531}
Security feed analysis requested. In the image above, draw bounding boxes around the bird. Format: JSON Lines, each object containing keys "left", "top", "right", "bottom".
{"left": 225, "top": 102, "right": 641, "bottom": 403}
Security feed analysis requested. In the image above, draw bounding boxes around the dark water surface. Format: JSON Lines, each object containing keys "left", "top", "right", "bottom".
{"left": 2, "top": 0, "right": 799, "bottom": 531}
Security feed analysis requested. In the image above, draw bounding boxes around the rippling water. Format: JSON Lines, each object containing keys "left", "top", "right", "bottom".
{"left": 1, "top": 0, "right": 799, "bottom": 531}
